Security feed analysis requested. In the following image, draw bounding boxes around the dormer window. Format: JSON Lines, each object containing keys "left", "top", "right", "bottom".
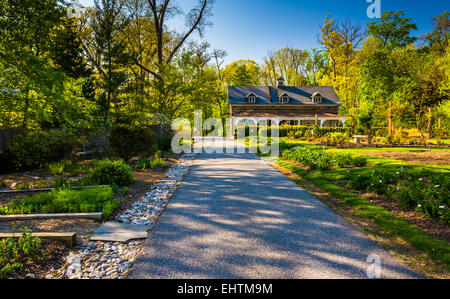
{"left": 312, "top": 92, "right": 323, "bottom": 104}
{"left": 280, "top": 93, "right": 290, "bottom": 104}
{"left": 246, "top": 93, "right": 257, "bottom": 104}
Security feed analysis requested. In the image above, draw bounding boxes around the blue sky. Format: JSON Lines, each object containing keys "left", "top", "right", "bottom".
{"left": 78, "top": 0, "right": 448, "bottom": 65}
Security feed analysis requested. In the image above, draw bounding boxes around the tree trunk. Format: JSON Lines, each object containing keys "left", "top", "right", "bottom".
{"left": 427, "top": 107, "right": 432, "bottom": 138}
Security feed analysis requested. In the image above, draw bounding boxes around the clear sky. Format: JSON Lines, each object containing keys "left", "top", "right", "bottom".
{"left": 78, "top": 0, "right": 449, "bottom": 65}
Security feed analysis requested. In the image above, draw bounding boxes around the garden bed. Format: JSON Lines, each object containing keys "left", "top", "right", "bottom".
{"left": 0, "top": 155, "right": 179, "bottom": 279}
{"left": 362, "top": 151, "right": 450, "bottom": 165}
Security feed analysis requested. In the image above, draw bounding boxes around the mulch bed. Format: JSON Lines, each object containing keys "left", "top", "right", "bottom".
{"left": 329, "top": 180, "right": 450, "bottom": 243}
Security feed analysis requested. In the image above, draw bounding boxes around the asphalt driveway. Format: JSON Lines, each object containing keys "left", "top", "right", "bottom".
{"left": 130, "top": 139, "right": 420, "bottom": 279}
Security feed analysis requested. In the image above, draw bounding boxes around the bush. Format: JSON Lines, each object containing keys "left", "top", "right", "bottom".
{"left": 352, "top": 156, "right": 368, "bottom": 167}
{"left": 110, "top": 125, "right": 158, "bottom": 162}
{"left": 84, "top": 159, "right": 133, "bottom": 186}
{"left": 0, "top": 180, "right": 6, "bottom": 188}
{"left": 46, "top": 161, "right": 66, "bottom": 175}
{"left": 319, "top": 133, "right": 349, "bottom": 146}
{"left": 282, "top": 147, "right": 367, "bottom": 170}
{"left": 156, "top": 134, "right": 174, "bottom": 152}
{"left": 0, "top": 186, "right": 117, "bottom": 217}
{"left": 10, "top": 130, "right": 83, "bottom": 169}
{"left": 136, "top": 157, "right": 166, "bottom": 170}
{"left": 347, "top": 168, "right": 449, "bottom": 223}
{"left": 0, "top": 230, "right": 41, "bottom": 278}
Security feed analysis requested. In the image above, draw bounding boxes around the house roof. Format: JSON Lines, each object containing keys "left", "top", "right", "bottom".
{"left": 228, "top": 86, "right": 341, "bottom": 105}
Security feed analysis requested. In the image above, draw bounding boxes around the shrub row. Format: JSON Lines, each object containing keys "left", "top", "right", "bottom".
{"left": 282, "top": 146, "right": 368, "bottom": 171}
{"left": 347, "top": 169, "right": 449, "bottom": 223}
{"left": 237, "top": 125, "right": 348, "bottom": 139}
{"left": 9, "top": 125, "right": 173, "bottom": 170}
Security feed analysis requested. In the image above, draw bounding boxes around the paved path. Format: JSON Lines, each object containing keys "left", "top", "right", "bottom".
{"left": 131, "top": 140, "right": 420, "bottom": 279}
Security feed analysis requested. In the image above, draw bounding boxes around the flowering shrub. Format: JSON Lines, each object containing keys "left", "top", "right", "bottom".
{"left": 282, "top": 146, "right": 367, "bottom": 170}
{"left": 347, "top": 168, "right": 449, "bottom": 223}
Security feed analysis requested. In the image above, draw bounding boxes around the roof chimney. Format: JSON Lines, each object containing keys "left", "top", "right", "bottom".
{"left": 276, "top": 77, "right": 286, "bottom": 87}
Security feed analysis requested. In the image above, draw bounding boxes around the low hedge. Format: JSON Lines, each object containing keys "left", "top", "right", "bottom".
{"left": 237, "top": 125, "right": 348, "bottom": 139}
{"left": 110, "top": 125, "right": 158, "bottom": 162}
{"left": 0, "top": 186, "right": 117, "bottom": 217}
{"left": 84, "top": 159, "right": 133, "bottom": 187}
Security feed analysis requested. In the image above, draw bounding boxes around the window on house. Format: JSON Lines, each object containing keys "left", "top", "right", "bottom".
{"left": 313, "top": 95, "right": 323, "bottom": 104}
{"left": 280, "top": 94, "right": 290, "bottom": 104}
{"left": 247, "top": 94, "right": 257, "bottom": 103}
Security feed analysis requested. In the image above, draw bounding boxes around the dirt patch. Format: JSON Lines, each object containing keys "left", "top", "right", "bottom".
{"left": 363, "top": 151, "right": 450, "bottom": 165}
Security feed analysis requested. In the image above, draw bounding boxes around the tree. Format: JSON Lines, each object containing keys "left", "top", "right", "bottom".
{"left": 0, "top": 0, "right": 94, "bottom": 129}
{"left": 367, "top": 11, "right": 418, "bottom": 50}
{"left": 424, "top": 12, "right": 449, "bottom": 52}
{"left": 223, "top": 60, "right": 261, "bottom": 86}
{"left": 130, "top": 0, "right": 215, "bottom": 81}
{"left": 262, "top": 48, "right": 309, "bottom": 86}
{"left": 80, "top": 0, "right": 131, "bottom": 123}
{"left": 231, "top": 65, "right": 254, "bottom": 86}
{"left": 319, "top": 16, "right": 360, "bottom": 113}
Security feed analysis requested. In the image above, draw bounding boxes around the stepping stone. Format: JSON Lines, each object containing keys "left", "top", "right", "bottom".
{"left": 90, "top": 222, "right": 152, "bottom": 243}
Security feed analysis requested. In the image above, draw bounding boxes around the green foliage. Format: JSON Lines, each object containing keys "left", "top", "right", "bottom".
{"left": 347, "top": 168, "right": 449, "bottom": 223}
{"left": 0, "top": 180, "right": 7, "bottom": 188}
{"left": 136, "top": 157, "right": 167, "bottom": 170}
{"left": 110, "top": 125, "right": 158, "bottom": 162}
{"left": 54, "top": 177, "right": 71, "bottom": 190}
{"left": 0, "top": 186, "right": 117, "bottom": 217}
{"left": 367, "top": 11, "right": 418, "bottom": 50}
{"left": 319, "top": 132, "right": 349, "bottom": 146}
{"left": 121, "top": 187, "right": 131, "bottom": 196}
{"left": 15, "top": 184, "right": 30, "bottom": 191}
{"left": 46, "top": 161, "right": 65, "bottom": 175}
{"left": 282, "top": 146, "right": 367, "bottom": 170}
{"left": 10, "top": 130, "right": 83, "bottom": 169}
{"left": 84, "top": 159, "right": 133, "bottom": 187}
{"left": 0, "top": 230, "right": 41, "bottom": 278}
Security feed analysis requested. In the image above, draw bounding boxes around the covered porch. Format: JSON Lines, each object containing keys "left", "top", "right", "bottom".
{"left": 230, "top": 112, "right": 348, "bottom": 136}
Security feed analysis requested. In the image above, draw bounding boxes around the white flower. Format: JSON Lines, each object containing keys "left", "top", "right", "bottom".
{"left": 439, "top": 206, "right": 445, "bottom": 209}
{"left": 396, "top": 172, "right": 400, "bottom": 175}
{"left": 418, "top": 204, "right": 422, "bottom": 208}
{"left": 419, "top": 178, "right": 423, "bottom": 181}
{"left": 435, "top": 185, "right": 441, "bottom": 188}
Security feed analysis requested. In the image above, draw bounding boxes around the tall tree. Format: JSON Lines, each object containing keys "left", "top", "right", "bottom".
{"left": 367, "top": 11, "right": 418, "bottom": 50}
{"left": 424, "top": 12, "right": 449, "bottom": 52}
